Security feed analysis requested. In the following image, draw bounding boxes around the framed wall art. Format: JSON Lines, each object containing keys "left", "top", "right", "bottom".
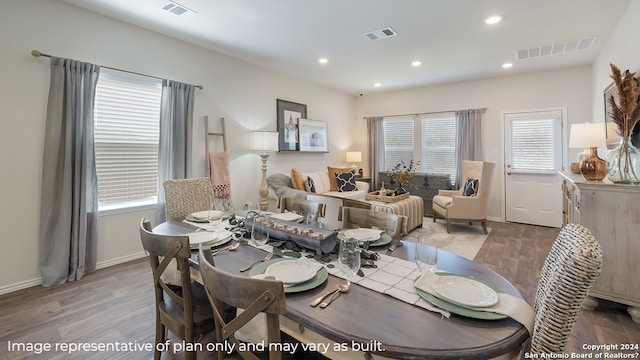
{"left": 299, "top": 119, "right": 328, "bottom": 152}
{"left": 276, "top": 99, "right": 306, "bottom": 152}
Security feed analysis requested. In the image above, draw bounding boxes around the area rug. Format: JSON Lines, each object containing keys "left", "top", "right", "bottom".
{"left": 403, "top": 218, "right": 491, "bottom": 261}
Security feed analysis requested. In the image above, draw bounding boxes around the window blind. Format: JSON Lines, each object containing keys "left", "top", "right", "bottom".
{"left": 510, "top": 118, "right": 556, "bottom": 171}
{"left": 383, "top": 118, "right": 414, "bottom": 171}
{"left": 94, "top": 70, "right": 162, "bottom": 205}
{"left": 421, "top": 114, "right": 457, "bottom": 184}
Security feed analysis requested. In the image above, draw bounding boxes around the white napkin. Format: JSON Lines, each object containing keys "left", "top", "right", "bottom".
{"left": 414, "top": 271, "right": 534, "bottom": 334}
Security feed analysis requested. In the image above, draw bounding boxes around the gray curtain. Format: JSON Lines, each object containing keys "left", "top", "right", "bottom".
{"left": 367, "top": 116, "right": 385, "bottom": 189}
{"left": 39, "top": 57, "right": 100, "bottom": 287}
{"left": 156, "top": 80, "right": 195, "bottom": 223}
{"left": 455, "top": 108, "right": 484, "bottom": 187}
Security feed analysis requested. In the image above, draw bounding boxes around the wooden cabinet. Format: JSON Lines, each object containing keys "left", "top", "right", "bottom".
{"left": 559, "top": 172, "right": 640, "bottom": 323}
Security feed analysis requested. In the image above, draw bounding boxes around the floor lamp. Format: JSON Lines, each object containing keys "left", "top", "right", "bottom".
{"left": 251, "top": 130, "right": 279, "bottom": 211}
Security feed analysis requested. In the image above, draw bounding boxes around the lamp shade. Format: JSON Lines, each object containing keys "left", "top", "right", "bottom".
{"left": 569, "top": 123, "right": 607, "bottom": 148}
{"left": 346, "top": 151, "right": 362, "bottom": 163}
{"left": 251, "top": 131, "right": 279, "bottom": 152}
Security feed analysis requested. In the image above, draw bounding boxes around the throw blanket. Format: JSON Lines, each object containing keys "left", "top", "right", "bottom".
{"left": 209, "top": 152, "right": 231, "bottom": 198}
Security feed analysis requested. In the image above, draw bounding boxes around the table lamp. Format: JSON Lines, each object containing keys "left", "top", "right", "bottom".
{"left": 569, "top": 123, "right": 607, "bottom": 181}
{"left": 251, "top": 130, "right": 279, "bottom": 211}
{"left": 346, "top": 151, "right": 362, "bottom": 173}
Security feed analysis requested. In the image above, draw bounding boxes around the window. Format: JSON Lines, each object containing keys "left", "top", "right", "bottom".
{"left": 506, "top": 111, "right": 562, "bottom": 172}
{"left": 382, "top": 112, "right": 457, "bottom": 185}
{"left": 94, "top": 70, "right": 162, "bottom": 210}
{"left": 383, "top": 117, "right": 414, "bottom": 170}
{"left": 421, "top": 113, "right": 457, "bottom": 184}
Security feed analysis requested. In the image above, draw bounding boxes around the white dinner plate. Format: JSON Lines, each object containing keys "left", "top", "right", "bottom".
{"left": 431, "top": 276, "right": 499, "bottom": 308}
{"left": 264, "top": 260, "right": 318, "bottom": 284}
{"left": 190, "top": 210, "right": 223, "bottom": 219}
{"left": 188, "top": 232, "right": 218, "bottom": 246}
{"left": 342, "top": 228, "right": 383, "bottom": 243}
{"left": 268, "top": 212, "right": 305, "bottom": 222}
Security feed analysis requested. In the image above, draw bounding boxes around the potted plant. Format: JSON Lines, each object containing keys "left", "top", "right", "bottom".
{"left": 386, "top": 159, "right": 421, "bottom": 195}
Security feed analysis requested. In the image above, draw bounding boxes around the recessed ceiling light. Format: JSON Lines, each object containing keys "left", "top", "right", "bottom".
{"left": 485, "top": 16, "right": 502, "bottom": 24}
{"left": 411, "top": 61, "right": 422, "bottom": 67}
{"left": 374, "top": 82, "right": 381, "bottom": 87}
{"left": 502, "top": 63, "right": 513, "bottom": 69}
{"left": 318, "top": 58, "right": 328, "bottom": 64}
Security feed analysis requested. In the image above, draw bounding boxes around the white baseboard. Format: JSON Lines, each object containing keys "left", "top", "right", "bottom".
{"left": 0, "top": 252, "right": 147, "bottom": 296}
{"left": 0, "top": 278, "right": 42, "bottom": 296}
{"left": 95, "top": 251, "right": 146, "bottom": 270}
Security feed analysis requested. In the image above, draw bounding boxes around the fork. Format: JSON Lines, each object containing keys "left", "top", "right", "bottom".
{"left": 240, "top": 252, "right": 274, "bottom": 272}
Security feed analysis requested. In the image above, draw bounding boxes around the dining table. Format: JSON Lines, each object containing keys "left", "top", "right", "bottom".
{"left": 153, "top": 219, "right": 530, "bottom": 360}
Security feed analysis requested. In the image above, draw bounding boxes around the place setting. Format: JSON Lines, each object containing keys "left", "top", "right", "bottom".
{"left": 248, "top": 257, "right": 328, "bottom": 293}
{"left": 410, "top": 235, "right": 534, "bottom": 333}
{"left": 337, "top": 228, "right": 391, "bottom": 247}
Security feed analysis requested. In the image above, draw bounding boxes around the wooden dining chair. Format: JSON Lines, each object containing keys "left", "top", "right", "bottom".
{"left": 528, "top": 223, "right": 603, "bottom": 355}
{"left": 163, "top": 177, "right": 214, "bottom": 221}
{"left": 278, "top": 196, "right": 326, "bottom": 221}
{"left": 139, "top": 219, "right": 214, "bottom": 360}
{"left": 341, "top": 206, "right": 406, "bottom": 240}
{"left": 198, "top": 246, "right": 286, "bottom": 360}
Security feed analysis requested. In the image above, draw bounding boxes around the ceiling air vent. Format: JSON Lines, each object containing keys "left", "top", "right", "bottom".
{"left": 516, "top": 37, "right": 596, "bottom": 60}
{"left": 364, "top": 27, "right": 398, "bottom": 41}
{"left": 161, "top": 1, "right": 197, "bottom": 17}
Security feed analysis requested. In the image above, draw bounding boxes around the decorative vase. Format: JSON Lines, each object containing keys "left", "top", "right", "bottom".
{"left": 605, "top": 136, "right": 640, "bottom": 184}
{"left": 394, "top": 185, "right": 407, "bottom": 196}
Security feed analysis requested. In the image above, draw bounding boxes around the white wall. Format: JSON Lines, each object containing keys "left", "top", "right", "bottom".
{"left": 0, "top": 0, "right": 356, "bottom": 292}
{"left": 355, "top": 66, "right": 593, "bottom": 221}
{"left": 592, "top": 0, "right": 640, "bottom": 125}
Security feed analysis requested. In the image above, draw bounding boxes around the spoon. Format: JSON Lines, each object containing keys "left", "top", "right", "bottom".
{"left": 319, "top": 280, "right": 350, "bottom": 308}
{"left": 211, "top": 242, "right": 239, "bottom": 255}
{"left": 310, "top": 279, "right": 350, "bottom": 307}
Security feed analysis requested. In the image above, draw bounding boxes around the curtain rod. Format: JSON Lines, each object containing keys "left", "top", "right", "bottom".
{"left": 31, "top": 50, "right": 203, "bottom": 90}
{"left": 372, "top": 107, "right": 487, "bottom": 119}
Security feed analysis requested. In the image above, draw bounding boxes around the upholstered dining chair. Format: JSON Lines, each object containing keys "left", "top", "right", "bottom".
{"left": 528, "top": 223, "right": 603, "bottom": 355}
{"left": 198, "top": 246, "right": 286, "bottom": 360}
{"left": 163, "top": 177, "right": 214, "bottom": 221}
{"left": 341, "top": 206, "right": 406, "bottom": 240}
{"left": 278, "top": 196, "right": 326, "bottom": 222}
{"left": 139, "top": 219, "right": 214, "bottom": 360}
{"left": 432, "top": 161, "right": 496, "bottom": 234}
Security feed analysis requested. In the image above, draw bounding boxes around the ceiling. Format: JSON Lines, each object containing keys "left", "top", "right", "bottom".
{"left": 60, "top": 0, "right": 631, "bottom": 95}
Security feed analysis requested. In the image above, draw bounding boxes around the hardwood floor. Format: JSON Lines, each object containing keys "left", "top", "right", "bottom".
{"left": 0, "top": 221, "right": 637, "bottom": 359}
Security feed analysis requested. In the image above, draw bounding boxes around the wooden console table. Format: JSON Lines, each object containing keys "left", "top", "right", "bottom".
{"left": 559, "top": 171, "right": 640, "bottom": 323}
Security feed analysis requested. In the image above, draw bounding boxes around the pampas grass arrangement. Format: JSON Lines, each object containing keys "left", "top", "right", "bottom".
{"left": 606, "top": 63, "right": 640, "bottom": 183}
{"left": 608, "top": 63, "right": 640, "bottom": 137}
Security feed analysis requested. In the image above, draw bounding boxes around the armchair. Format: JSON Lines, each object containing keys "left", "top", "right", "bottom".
{"left": 432, "top": 161, "right": 496, "bottom": 234}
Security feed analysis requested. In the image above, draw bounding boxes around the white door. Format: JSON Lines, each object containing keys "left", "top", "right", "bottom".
{"left": 504, "top": 110, "right": 564, "bottom": 228}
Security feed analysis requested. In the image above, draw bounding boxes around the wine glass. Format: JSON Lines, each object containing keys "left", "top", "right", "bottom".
{"left": 338, "top": 237, "right": 361, "bottom": 278}
{"left": 208, "top": 200, "right": 223, "bottom": 226}
{"left": 251, "top": 216, "right": 269, "bottom": 246}
{"left": 415, "top": 234, "right": 438, "bottom": 272}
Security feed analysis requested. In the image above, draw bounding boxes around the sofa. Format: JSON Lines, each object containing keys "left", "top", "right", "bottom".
{"left": 267, "top": 168, "right": 370, "bottom": 229}
{"left": 376, "top": 172, "right": 453, "bottom": 217}
{"left": 267, "top": 169, "right": 425, "bottom": 232}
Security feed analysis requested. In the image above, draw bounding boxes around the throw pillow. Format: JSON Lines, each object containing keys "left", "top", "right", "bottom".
{"left": 336, "top": 172, "right": 357, "bottom": 192}
{"left": 304, "top": 176, "right": 316, "bottom": 193}
{"left": 290, "top": 168, "right": 306, "bottom": 190}
{"left": 327, "top": 166, "right": 353, "bottom": 191}
{"left": 462, "top": 178, "right": 479, "bottom": 196}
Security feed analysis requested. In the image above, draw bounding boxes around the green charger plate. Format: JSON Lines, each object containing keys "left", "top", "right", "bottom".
{"left": 414, "top": 272, "right": 508, "bottom": 320}
{"left": 338, "top": 231, "right": 392, "bottom": 247}
{"left": 248, "top": 258, "right": 328, "bottom": 293}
